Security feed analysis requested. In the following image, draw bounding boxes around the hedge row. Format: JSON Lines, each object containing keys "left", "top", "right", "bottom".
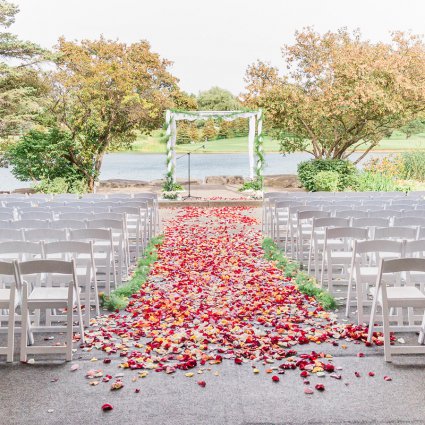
{"left": 101, "top": 235, "right": 164, "bottom": 311}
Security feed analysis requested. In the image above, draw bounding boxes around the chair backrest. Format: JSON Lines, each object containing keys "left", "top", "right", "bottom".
{"left": 92, "top": 212, "right": 125, "bottom": 221}
{"left": 313, "top": 217, "right": 350, "bottom": 229}
{"left": 4, "top": 201, "right": 34, "bottom": 209}
{"left": 354, "top": 239, "right": 404, "bottom": 255}
{"left": 110, "top": 206, "right": 141, "bottom": 217}
{"left": 393, "top": 217, "right": 425, "bottom": 227}
{"left": 19, "top": 211, "right": 54, "bottom": 221}
{"left": 24, "top": 228, "right": 68, "bottom": 242}
{"left": 326, "top": 226, "right": 368, "bottom": 241}
{"left": 335, "top": 210, "right": 368, "bottom": 219}
{"left": 107, "top": 194, "right": 133, "bottom": 199}
{"left": 43, "top": 240, "right": 92, "bottom": 256}
{"left": 50, "top": 220, "right": 87, "bottom": 230}
{"left": 372, "top": 209, "right": 404, "bottom": 218}
{"left": 69, "top": 228, "right": 112, "bottom": 242}
{"left": 0, "top": 240, "right": 43, "bottom": 259}
{"left": 0, "top": 228, "right": 24, "bottom": 241}
{"left": 374, "top": 226, "right": 418, "bottom": 240}
{"left": 11, "top": 219, "right": 50, "bottom": 229}
{"left": 59, "top": 212, "right": 93, "bottom": 221}
{"left": 297, "top": 210, "right": 330, "bottom": 221}
{"left": 16, "top": 258, "right": 75, "bottom": 276}
{"left": 352, "top": 217, "right": 390, "bottom": 228}
{"left": 86, "top": 219, "right": 124, "bottom": 231}
{"left": 380, "top": 257, "right": 425, "bottom": 274}
{"left": 0, "top": 211, "right": 14, "bottom": 221}
{"left": 404, "top": 239, "right": 425, "bottom": 256}
{"left": 0, "top": 220, "right": 12, "bottom": 229}
{"left": 0, "top": 260, "right": 18, "bottom": 276}
{"left": 63, "top": 201, "right": 94, "bottom": 207}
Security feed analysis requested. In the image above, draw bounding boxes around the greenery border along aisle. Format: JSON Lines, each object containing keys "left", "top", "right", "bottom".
{"left": 262, "top": 238, "right": 336, "bottom": 310}
{"left": 101, "top": 235, "right": 164, "bottom": 311}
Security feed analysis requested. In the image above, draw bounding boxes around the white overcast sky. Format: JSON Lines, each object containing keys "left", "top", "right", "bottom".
{"left": 10, "top": 0, "right": 425, "bottom": 95}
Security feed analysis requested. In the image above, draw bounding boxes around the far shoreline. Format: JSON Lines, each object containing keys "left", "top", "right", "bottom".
{"left": 116, "top": 148, "right": 425, "bottom": 155}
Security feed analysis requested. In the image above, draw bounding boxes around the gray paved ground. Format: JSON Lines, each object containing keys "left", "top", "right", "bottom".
{"left": 1, "top": 207, "right": 425, "bottom": 425}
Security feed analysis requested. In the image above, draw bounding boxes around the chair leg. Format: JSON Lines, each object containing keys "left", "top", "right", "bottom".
{"left": 382, "top": 305, "right": 392, "bottom": 362}
{"left": 418, "top": 312, "right": 425, "bottom": 345}
{"left": 367, "top": 290, "right": 378, "bottom": 343}
{"left": 6, "top": 308, "right": 15, "bottom": 363}
{"left": 346, "top": 270, "right": 354, "bottom": 318}
{"left": 20, "top": 287, "right": 29, "bottom": 363}
{"left": 66, "top": 299, "right": 73, "bottom": 362}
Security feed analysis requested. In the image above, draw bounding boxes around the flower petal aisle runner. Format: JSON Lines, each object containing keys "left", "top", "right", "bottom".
{"left": 82, "top": 207, "right": 389, "bottom": 396}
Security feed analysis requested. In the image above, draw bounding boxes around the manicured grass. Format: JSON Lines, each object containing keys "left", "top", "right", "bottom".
{"left": 128, "top": 130, "right": 425, "bottom": 154}
{"left": 101, "top": 235, "right": 163, "bottom": 311}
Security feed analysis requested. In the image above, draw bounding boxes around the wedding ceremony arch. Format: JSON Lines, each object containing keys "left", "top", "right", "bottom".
{"left": 164, "top": 109, "right": 264, "bottom": 188}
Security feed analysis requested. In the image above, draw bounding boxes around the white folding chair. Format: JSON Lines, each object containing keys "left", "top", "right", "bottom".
{"left": 0, "top": 261, "right": 19, "bottom": 362}
{"left": 17, "top": 259, "right": 85, "bottom": 362}
{"left": 43, "top": 241, "right": 99, "bottom": 326}
{"left": 308, "top": 217, "right": 350, "bottom": 277}
{"left": 87, "top": 219, "right": 128, "bottom": 282}
{"left": 347, "top": 239, "right": 404, "bottom": 323}
{"left": 296, "top": 210, "right": 330, "bottom": 265}
{"left": 110, "top": 206, "right": 147, "bottom": 259}
{"left": 321, "top": 227, "right": 368, "bottom": 294}
{"left": 367, "top": 258, "right": 425, "bottom": 361}
{"left": 69, "top": 228, "right": 117, "bottom": 295}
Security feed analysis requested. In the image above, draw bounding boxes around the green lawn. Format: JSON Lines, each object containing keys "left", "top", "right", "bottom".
{"left": 128, "top": 130, "right": 425, "bottom": 154}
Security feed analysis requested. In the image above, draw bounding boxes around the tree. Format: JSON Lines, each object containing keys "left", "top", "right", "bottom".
{"left": 6, "top": 128, "right": 82, "bottom": 182}
{"left": 188, "top": 124, "right": 200, "bottom": 142}
{"left": 197, "top": 86, "right": 240, "bottom": 111}
{"left": 176, "top": 122, "right": 191, "bottom": 144}
{"left": 50, "top": 37, "right": 192, "bottom": 190}
{"left": 399, "top": 119, "right": 425, "bottom": 138}
{"left": 0, "top": 1, "right": 49, "bottom": 140}
{"left": 202, "top": 119, "right": 217, "bottom": 140}
{"left": 244, "top": 28, "right": 425, "bottom": 163}
{"left": 217, "top": 120, "right": 233, "bottom": 139}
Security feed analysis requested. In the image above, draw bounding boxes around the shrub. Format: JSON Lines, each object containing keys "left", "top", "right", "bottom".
{"left": 350, "top": 171, "right": 410, "bottom": 192}
{"left": 400, "top": 151, "right": 425, "bottom": 182}
{"left": 239, "top": 179, "right": 263, "bottom": 191}
{"left": 6, "top": 128, "right": 85, "bottom": 182}
{"left": 363, "top": 154, "right": 402, "bottom": 178}
{"left": 312, "top": 170, "right": 339, "bottom": 192}
{"left": 34, "top": 177, "right": 88, "bottom": 194}
{"left": 297, "top": 159, "right": 356, "bottom": 192}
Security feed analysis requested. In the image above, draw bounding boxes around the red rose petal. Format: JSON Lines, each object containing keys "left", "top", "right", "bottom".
{"left": 101, "top": 403, "right": 113, "bottom": 412}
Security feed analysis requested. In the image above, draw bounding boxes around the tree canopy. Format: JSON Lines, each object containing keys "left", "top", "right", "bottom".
{"left": 49, "top": 36, "right": 194, "bottom": 190}
{"left": 244, "top": 28, "right": 425, "bottom": 162}
{"left": 0, "top": 0, "right": 49, "bottom": 140}
{"left": 197, "top": 86, "right": 240, "bottom": 111}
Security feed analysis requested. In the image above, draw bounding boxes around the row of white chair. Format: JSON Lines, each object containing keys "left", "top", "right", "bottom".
{"left": 0, "top": 258, "right": 84, "bottom": 362}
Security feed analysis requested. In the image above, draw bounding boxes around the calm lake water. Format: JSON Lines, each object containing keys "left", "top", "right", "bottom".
{"left": 0, "top": 152, "right": 386, "bottom": 191}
